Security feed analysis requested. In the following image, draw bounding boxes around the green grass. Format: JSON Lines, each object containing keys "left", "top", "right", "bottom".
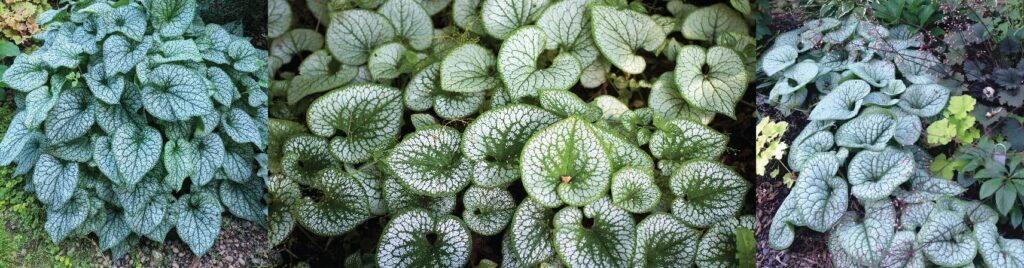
{"left": 0, "top": 101, "right": 101, "bottom": 267}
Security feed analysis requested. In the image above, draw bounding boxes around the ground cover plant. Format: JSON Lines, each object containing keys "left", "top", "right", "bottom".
{"left": 0, "top": 0, "right": 269, "bottom": 259}
{"left": 757, "top": 1, "right": 1024, "bottom": 266}
{"left": 268, "top": 0, "right": 758, "bottom": 266}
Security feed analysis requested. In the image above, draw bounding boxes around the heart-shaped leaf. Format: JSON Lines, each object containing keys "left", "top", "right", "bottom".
{"left": 834, "top": 109, "right": 897, "bottom": 151}
{"left": 808, "top": 79, "right": 871, "bottom": 121}
{"left": 498, "top": 26, "right": 582, "bottom": 99}
{"left": 610, "top": 167, "right": 660, "bottom": 213}
{"left": 295, "top": 168, "right": 372, "bottom": 236}
{"left": 848, "top": 147, "right": 914, "bottom": 201}
{"left": 898, "top": 84, "right": 949, "bottom": 117}
{"left": 387, "top": 126, "right": 472, "bottom": 196}
{"left": 306, "top": 84, "right": 402, "bottom": 163}
{"left": 462, "top": 186, "right": 515, "bottom": 235}
{"left": 633, "top": 213, "right": 701, "bottom": 267}
{"left": 649, "top": 73, "right": 714, "bottom": 124}
{"left": 148, "top": 0, "right": 197, "bottom": 37}
{"left": 326, "top": 10, "right": 395, "bottom": 65}
{"left": 671, "top": 160, "right": 749, "bottom": 228}
{"left": 440, "top": 44, "right": 498, "bottom": 93}
{"left": 674, "top": 45, "right": 748, "bottom": 118}
{"left": 113, "top": 125, "right": 162, "bottom": 186}
{"left": 174, "top": 192, "right": 222, "bottom": 256}
{"left": 509, "top": 199, "right": 556, "bottom": 266}
{"left": 681, "top": 3, "right": 748, "bottom": 41}
{"left": 481, "top": 0, "right": 547, "bottom": 39}
{"left": 379, "top": 0, "right": 433, "bottom": 50}
{"left": 553, "top": 198, "right": 635, "bottom": 268}
{"left": 141, "top": 64, "right": 214, "bottom": 121}
{"left": 462, "top": 104, "right": 559, "bottom": 187}
{"left": 376, "top": 209, "right": 471, "bottom": 268}
{"left": 590, "top": 5, "right": 665, "bottom": 74}
{"left": 521, "top": 117, "right": 612, "bottom": 208}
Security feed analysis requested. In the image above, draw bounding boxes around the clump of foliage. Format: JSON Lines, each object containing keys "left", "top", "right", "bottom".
{"left": 869, "top": 0, "right": 942, "bottom": 34}
{"left": 268, "top": 0, "right": 756, "bottom": 266}
{"left": 762, "top": 17, "right": 1024, "bottom": 266}
{"left": 0, "top": 0, "right": 268, "bottom": 258}
{"left": 755, "top": 118, "right": 787, "bottom": 176}
{"left": 0, "top": 0, "right": 50, "bottom": 44}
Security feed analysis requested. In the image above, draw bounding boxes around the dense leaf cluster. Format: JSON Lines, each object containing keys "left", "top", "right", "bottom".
{"left": 763, "top": 18, "right": 1024, "bottom": 266}
{"left": 268, "top": 0, "right": 755, "bottom": 267}
{"left": 0, "top": 0, "right": 268, "bottom": 258}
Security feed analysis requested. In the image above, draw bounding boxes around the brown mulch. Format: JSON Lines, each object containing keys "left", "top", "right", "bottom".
{"left": 111, "top": 217, "right": 273, "bottom": 268}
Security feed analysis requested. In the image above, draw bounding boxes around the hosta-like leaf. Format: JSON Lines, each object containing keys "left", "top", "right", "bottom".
{"left": 498, "top": 26, "right": 582, "bottom": 99}
{"left": 521, "top": 117, "right": 611, "bottom": 208}
{"left": 113, "top": 125, "right": 162, "bottom": 186}
{"left": 269, "top": 175, "right": 298, "bottom": 246}
{"left": 148, "top": 0, "right": 197, "bottom": 37}
{"left": 306, "top": 84, "right": 401, "bottom": 163}
{"left": 848, "top": 147, "right": 914, "bottom": 201}
{"left": 222, "top": 108, "right": 262, "bottom": 147}
{"left": 44, "top": 88, "right": 96, "bottom": 144}
{"left": 267, "top": 0, "right": 291, "bottom": 38}
{"left": 553, "top": 198, "right": 635, "bottom": 268}
{"left": 670, "top": 160, "right": 749, "bottom": 228}
{"left": 99, "top": 210, "right": 130, "bottom": 250}
{"left": 220, "top": 179, "right": 264, "bottom": 224}
{"left": 898, "top": 84, "right": 949, "bottom": 117}
{"left": 103, "top": 35, "right": 154, "bottom": 76}
{"left": 125, "top": 194, "right": 169, "bottom": 235}
{"left": 45, "top": 190, "right": 89, "bottom": 243}
{"left": 85, "top": 63, "right": 126, "bottom": 104}
{"left": 175, "top": 192, "right": 222, "bottom": 256}
{"left": 191, "top": 134, "right": 225, "bottom": 186}
{"left": 917, "top": 204, "right": 977, "bottom": 266}
{"left": 609, "top": 167, "right": 660, "bottom": 213}
{"left": 695, "top": 215, "right": 754, "bottom": 268}
{"left": 404, "top": 63, "right": 485, "bottom": 119}
{"left": 222, "top": 141, "right": 254, "bottom": 182}
{"left": 440, "top": 44, "right": 498, "bottom": 93}
{"left": 462, "top": 186, "right": 515, "bottom": 235}
{"left": 462, "top": 104, "right": 559, "bottom": 187}
{"left": 849, "top": 60, "right": 895, "bottom": 87}
{"left": 295, "top": 169, "right": 371, "bottom": 235}
{"left": 452, "top": 0, "right": 486, "bottom": 34}
{"left": 537, "top": 88, "right": 602, "bottom": 122}
{"left": 649, "top": 73, "right": 714, "bottom": 124}
{"left": 0, "top": 114, "right": 37, "bottom": 165}
{"left": 674, "top": 45, "right": 747, "bottom": 117}
{"left": 326, "top": 10, "right": 395, "bottom": 65}
{"left": 509, "top": 199, "right": 555, "bottom": 266}
{"left": 975, "top": 220, "right": 1024, "bottom": 267}
{"left": 833, "top": 199, "right": 897, "bottom": 266}
{"left": 368, "top": 42, "right": 407, "bottom": 81}
{"left": 141, "top": 64, "right": 213, "bottom": 121}
{"left": 33, "top": 154, "right": 79, "bottom": 209}
{"left": 633, "top": 213, "right": 700, "bottom": 267}
{"left": 162, "top": 139, "right": 195, "bottom": 191}
{"left": 808, "top": 79, "right": 870, "bottom": 120}
{"left": 42, "top": 35, "right": 84, "bottom": 69}
{"left": 387, "top": 126, "right": 472, "bottom": 196}
{"left": 383, "top": 176, "right": 457, "bottom": 215}
{"left": 650, "top": 118, "right": 727, "bottom": 161}
{"left": 536, "top": 0, "right": 598, "bottom": 67}
{"left": 377, "top": 209, "right": 471, "bottom": 268}
{"left": 681, "top": 3, "right": 748, "bottom": 41}
{"left": 480, "top": 0, "right": 547, "bottom": 39}
{"left": 378, "top": 0, "right": 433, "bottom": 50}
{"left": 281, "top": 135, "right": 335, "bottom": 185}
{"left": 834, "top": 109, "right": 897, "bottom": 151}
{"left": 590, "top": 5, "right": 665, "bottom": 74}
{"left": 3, "top": 54, "right": 49, "bottom": 92}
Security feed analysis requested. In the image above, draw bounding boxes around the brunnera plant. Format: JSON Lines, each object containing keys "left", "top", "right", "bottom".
{"left": 762, "top": 17, "right": 1024, "bottom": 267}
{"left": 268, "top": 0, "right": 755, "bottom": 267}
{"left": 0, "top": 0, "right": 268, "bottom": 258}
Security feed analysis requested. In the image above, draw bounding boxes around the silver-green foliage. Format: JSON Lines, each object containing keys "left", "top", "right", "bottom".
{"left": 764, "top": 18, "right": 1023, "bottom": 267}
{"left": 267, "top": 0, "right": 754, "bottom": 267}
{"left": 0, "top": 0, "right": 268, "bottom": 258}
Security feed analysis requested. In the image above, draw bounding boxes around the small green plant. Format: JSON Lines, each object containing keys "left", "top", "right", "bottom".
{"left": 870, "top": 0, "right": 942, "bottom": 33}
{"left": 926, "top": 95, "right": 980, "bottom": 146}
{"left": 269, "top": 0, "right": 756, "bottom": 266}
{"left": 0, "top": 0, "right": 50, "bottom": 44}
{"left": 0, "top": 0, "right": 268, "bottom": 258}
{"left": 755, "top": 117, "right": 788, "bottom": 176}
